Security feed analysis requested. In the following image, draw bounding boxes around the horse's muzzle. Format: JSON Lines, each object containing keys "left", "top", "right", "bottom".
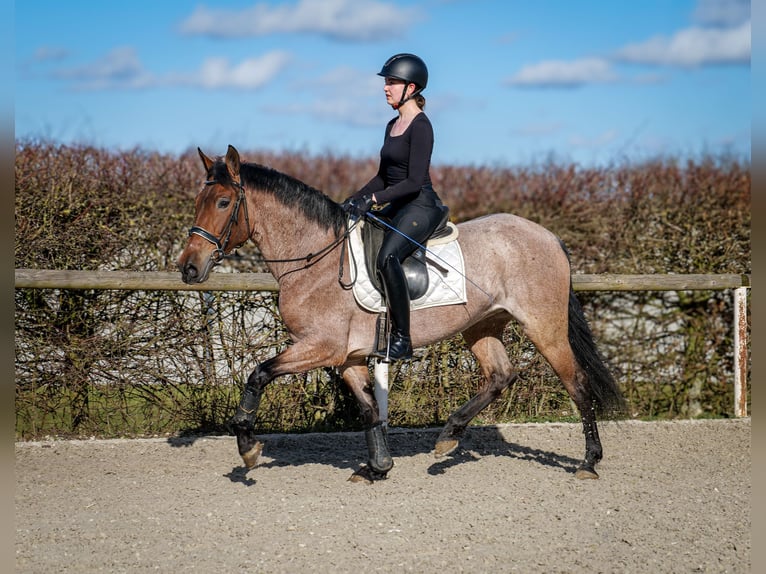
{"left": 179, "top": 261, "right": 200, "bottom": 284}
{"left": 178, "top": 257, "right": 214, "bottom": 284}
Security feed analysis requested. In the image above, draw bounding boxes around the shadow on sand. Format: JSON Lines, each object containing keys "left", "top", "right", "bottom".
{"left": 168, "top": 425, "right": 583, "bottom": 486}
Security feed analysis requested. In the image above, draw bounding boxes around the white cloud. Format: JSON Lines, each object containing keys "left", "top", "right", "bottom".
{"left": 53, "top": 46, "right": 154, "bottom": 89}
{"left": 55, "top": 47, "right": 142, "bottom": 80}
{"left": 194, "top": 52, "right": 291, "bottom": 89}
{"left": 505, "top": 1, "right": 750, "bottom": 91}
{"left": 506, "top": 58, "right": 618, "bottom": 88}
{"left": 692, "top": 0, "right": 750, "bottom": 26}
{"left": 33, "top": 46, "right": 71, "bottom": 62}
{"left": 615, "top": 20, "right": 750, "bottom": 67}
{"left": 179, "top": 0, "right": 422, "bottom": 41}
{"left": 49, "top": 47, "right": 290, "bottom": 91}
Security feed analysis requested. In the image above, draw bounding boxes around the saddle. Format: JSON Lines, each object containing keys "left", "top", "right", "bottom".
{"left": 361, "top": 206, "right": 455, "bottom": 300}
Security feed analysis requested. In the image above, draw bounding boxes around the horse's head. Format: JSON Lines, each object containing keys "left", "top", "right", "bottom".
{"left": 177, "top": 145, "right": 252, "bottom": 284}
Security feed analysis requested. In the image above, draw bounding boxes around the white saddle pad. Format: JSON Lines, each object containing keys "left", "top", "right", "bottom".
{"left": 348, "top": 219, "right": 467, "bottom": 313}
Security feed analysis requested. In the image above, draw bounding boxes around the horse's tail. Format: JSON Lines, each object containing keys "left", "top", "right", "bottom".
{"left": 567, "top": 287, "right": 627, "bottom": 418}
{"left": 557, "top": 238, "right": 626, "bottom": 418}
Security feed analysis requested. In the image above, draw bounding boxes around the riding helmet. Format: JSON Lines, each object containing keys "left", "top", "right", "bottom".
{"left": 378, "top": 53, "right": 428, "bottom": 91}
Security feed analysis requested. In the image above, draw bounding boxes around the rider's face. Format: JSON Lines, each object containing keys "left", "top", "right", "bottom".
{"left": 384, "top": 77, "right": 411, "bottom": 103}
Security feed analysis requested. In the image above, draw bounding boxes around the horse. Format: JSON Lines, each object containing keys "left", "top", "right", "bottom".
{"left": 177, "top": 145, "right": 625, "bottom": 481}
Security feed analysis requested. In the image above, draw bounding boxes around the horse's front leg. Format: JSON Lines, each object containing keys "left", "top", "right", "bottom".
{"left": 230, "top": 357, "right": 279, "bottom": 468}
{"left": 231, "top": 341, "right": 343, "bottom": 469}
{"left": 341, "top": 363, "right": 393, "bottom": 481}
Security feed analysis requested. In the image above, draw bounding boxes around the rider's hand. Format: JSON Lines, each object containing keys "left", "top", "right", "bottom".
{"left": 342, "top": 194, "right": 374, "bottom": 217}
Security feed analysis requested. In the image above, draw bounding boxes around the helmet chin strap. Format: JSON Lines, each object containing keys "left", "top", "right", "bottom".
{"left": 391, "top": 84, "right": 421, "bottom": 110}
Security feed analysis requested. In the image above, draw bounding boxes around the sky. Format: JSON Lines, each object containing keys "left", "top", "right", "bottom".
{"left": 15, "top": 0, "right": 752, "bottom": 168}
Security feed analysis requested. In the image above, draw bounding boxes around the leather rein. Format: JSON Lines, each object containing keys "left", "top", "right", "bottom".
{"left": 188, "top": 177, "right": 358, "bottom": 285}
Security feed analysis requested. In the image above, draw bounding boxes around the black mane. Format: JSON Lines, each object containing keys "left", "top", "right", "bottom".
{"left": 210, "top": 159, "right": 347, "bottom": 237}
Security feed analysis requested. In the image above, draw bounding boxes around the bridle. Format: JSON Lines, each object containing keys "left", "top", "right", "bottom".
{"left": 188, "top": 177, "right": 251, "bottom": 264}
{"left": 187, "top": 175, "right": 359, "bottom": 286}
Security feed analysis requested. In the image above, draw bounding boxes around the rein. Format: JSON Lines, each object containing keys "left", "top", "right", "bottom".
{"left": 253, "top": 223, "right": 354, "bottom": 265}
{"left": 189, "top": 176, "right": 359, "bottom": 286}
{"left": 229, "top": 220, "right": 360, "bottom": 288}
{"left": 243, "top": 220, "right": 359, "bottom": 288}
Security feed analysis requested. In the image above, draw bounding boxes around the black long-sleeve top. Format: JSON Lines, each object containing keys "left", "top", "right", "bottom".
{"left": 356, "top": 112, "right": 434, "bottom": 206}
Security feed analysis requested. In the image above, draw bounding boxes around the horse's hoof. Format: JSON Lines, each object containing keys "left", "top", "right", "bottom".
{"left": 234, "top": 422, "right": 263, "bottom": 469}
{"left": 348, "top": 465, "right": 388, "bottom": 484}
{"left": 574, "top": 465, "right": 599, "bottom": 480}
{"left": 240, "top": 441, "right": 263, "bottom": 470}
{"left": 433, "top": 439, "right": 459, "bottom": 458}
{"left": 369, "top": 454, "right": 393, "bottom": 475}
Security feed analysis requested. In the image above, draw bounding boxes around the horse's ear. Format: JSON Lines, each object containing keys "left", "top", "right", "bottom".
{"left": 225, "top": 145, "right": 241, "bottom": 180}
{"left": 198, "top": 147, "right": 215, "bottom": 172}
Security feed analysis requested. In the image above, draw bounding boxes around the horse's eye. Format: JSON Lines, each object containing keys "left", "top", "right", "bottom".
{"left": 217, "top": 198, "right": 231, "bottom": 209}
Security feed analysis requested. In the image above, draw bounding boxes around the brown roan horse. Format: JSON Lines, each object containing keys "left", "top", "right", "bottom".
{"left": 177, "top": 145, "right": 625, "bottom": 481}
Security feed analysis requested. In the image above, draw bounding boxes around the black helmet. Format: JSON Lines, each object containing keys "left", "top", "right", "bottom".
{"left": 378, "top": 53, "right": 428, "bottom": 91}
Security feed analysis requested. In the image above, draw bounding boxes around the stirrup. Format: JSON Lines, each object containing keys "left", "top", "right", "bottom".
{"left": 371, "top": 308, "right": 412, "bottom": 361}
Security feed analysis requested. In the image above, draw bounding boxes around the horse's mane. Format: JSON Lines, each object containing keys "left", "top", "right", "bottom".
{"left": 210, "top": 159, "right": 347, "bottom": 237}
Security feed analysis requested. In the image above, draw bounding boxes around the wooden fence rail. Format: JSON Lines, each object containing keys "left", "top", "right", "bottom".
{"left": 14, "top": 268, "right": 750, "bottom": 292}
{"left": 14, "top": 269, "right": 750, "bottom": 417}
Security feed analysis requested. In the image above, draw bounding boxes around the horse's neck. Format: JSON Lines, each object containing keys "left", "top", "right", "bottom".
{"left": 245, "top": 191, "right": 338, "bottom": 280}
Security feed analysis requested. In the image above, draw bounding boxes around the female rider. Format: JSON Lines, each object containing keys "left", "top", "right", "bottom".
{"left": 343, "top": 53, "right": 447, "bottom": 361}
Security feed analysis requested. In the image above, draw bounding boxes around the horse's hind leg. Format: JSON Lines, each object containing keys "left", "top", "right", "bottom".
{"left": 526, "top": 330, "right": 603, "bottom": 479}
{"left": 435, "top": 317, "right": 518, "bottom": 457}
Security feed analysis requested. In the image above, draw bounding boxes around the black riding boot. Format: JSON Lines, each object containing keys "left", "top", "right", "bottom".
{"left": 378, "top": 255, "right": 413, "bottom": 361}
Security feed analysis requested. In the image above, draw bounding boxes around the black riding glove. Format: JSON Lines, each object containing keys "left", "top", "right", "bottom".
{"left": 342, "top": 194, "right": 374, "bottom": 218}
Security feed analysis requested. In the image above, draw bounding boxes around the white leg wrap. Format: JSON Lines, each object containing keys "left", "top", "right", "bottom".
{"left": 373, "top": 359, "right": 390, "bottom": 426}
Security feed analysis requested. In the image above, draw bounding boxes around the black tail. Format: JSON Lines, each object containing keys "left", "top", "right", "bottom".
{"left": 567, "top": 286, "right": 627, "bottom": 418}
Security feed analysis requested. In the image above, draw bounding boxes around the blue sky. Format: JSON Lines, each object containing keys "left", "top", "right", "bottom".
{"left": 15, "top": 0, "right": 751, "bottom": 168}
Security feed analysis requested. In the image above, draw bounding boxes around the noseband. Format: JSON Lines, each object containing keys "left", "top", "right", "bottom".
{"left": 188, "top": 178, "right": 251, "bottom": 263}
